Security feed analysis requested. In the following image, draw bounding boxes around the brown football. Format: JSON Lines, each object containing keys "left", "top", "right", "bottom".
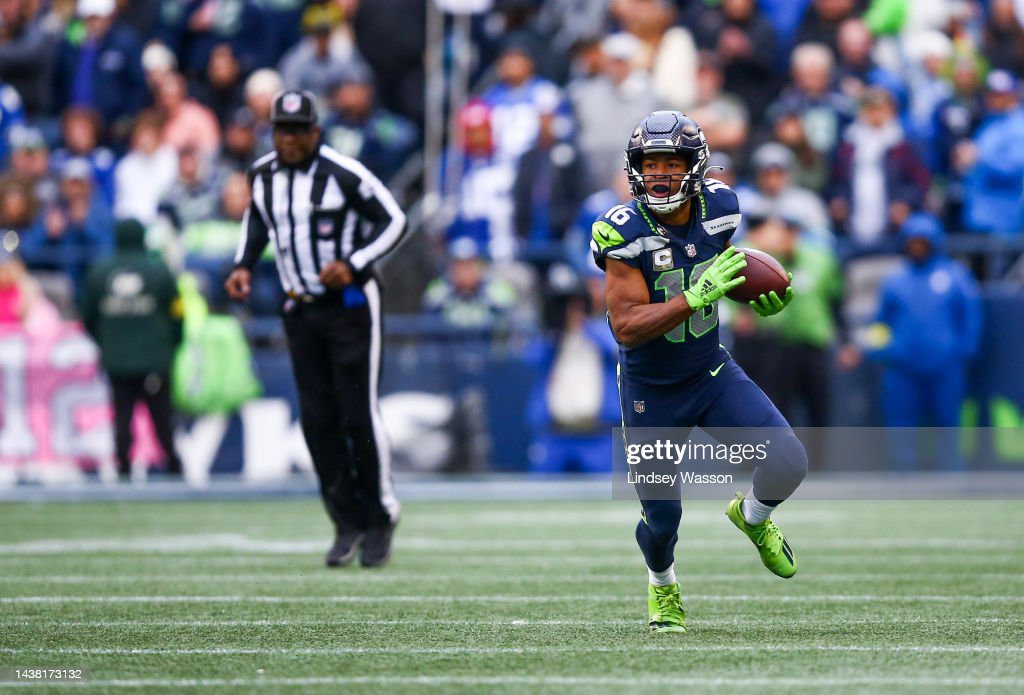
{"left": 725, "top": 247, "right": 790, "bottom": 303}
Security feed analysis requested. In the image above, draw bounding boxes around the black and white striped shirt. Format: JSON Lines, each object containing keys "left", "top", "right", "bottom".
{"left": 234, "top": 145, "right": 407, "bottom": 295}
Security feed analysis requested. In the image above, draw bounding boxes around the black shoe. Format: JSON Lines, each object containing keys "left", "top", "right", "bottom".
{"left": 325, "top": 530, "right": 363, "bottom": 568}
{"left": 360, "top": 521, "right": 397, "bottom": 568}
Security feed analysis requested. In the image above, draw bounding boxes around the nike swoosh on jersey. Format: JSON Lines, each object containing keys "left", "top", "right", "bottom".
{"left": 709, "top": 362, "right": 725, "bottom": 377}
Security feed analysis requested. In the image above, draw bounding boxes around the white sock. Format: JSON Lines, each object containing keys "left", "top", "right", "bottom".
{"left": 742, "top": 491, "right": 774, "bottom": 525}
{"left": 648, "top": 563, "right": 676, "bottom": 587}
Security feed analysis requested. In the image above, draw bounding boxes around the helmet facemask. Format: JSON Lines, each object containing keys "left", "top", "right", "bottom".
{"left": 625, "top": 144, "right": 708, "bottom": 215}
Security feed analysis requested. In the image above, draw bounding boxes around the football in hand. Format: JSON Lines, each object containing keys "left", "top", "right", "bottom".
{"left": 725, "top": 248, "right": 790, "bottom": 303}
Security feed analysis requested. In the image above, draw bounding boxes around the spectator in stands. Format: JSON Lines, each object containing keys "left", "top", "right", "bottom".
{"left": 960, "top": 70, "right": 1024, "bottom": 235}
{"left": 216, "top": 107, "right": 259, "bottom": 172}
{"left": 444, "top": 101, "right": 518, "bottom": 261}
{"left": 154, "top": 71, "right": 221, "bottom": 158}
{"left": 566, "top": 35, "right": 604, "bottom": 83}
{"left": 0, "top": 177, "right": 37, "bottom": 234}
{"left": 19, "top": 158, "right": 114, "bottom": 293}
{"left": 834, "top": 18, "right": 879, "bottom": 103}
{"left": 179, "top": 170, "right": 250, "bottom": 306}
{"left": 156, "top": 146, "right": 223, "bottom": 234}
{"left": 934, "top": 59, "right": 985, "bottom": 178}
{"left": 423, "top": 237, "right": 516, "bottom": 330}
{"left": 50, "top": 108, "right": 116, "bottom": 207}
{"left": 905, "top": 31, "right": 954, "bottom": 153}
{"left": 114, "top": 111, "right": 178, "bottom": 226}
{"left": 482, "top": 34, "right": 568, "bottom": 162}
{"left": 193, "top": 43, "right": 244, "bottom": 128}
{"left": 320, "top": 62, "right": 419, "bottom": 184}
{"left": 0, "top": 79, "right": 24, "bottom": 166}
{"left": 691, "top": 0, "right": 779, "bottom": 124}
{"left": 0, "top": 236, "right": 59, "bottom": 331}
{"left": 983, "top": 0, "right": 1024, "bottom": 75}
{"left": 828, "top": 87, "right": 929, "bottom": 250}
{"left": 0, "top": 0, "right": 54, "bottom": 117}
{"left": 513, "top": 110, "right": 586, "bottom": 248}
{"left": 536, "top": 0, "right": 606, "bottom": 73}
{"left": 80, "top": 218, "right": 184, "bottom": 480}
{"left": 181, "top": 169, "right": 249, "bottom": 259}
{"left": 158, "top": 0, "right": 267, "bottom": 79}
{"left": 687, "top": 51, "right": 749, "bottom": 161}
{"left": 769, "top": 42, "right": 854, "bottom": 159}
{"left": 732, "top": 211, "right": 843, "bottom": 432}
{"left": 568, "top": 32, "right": 660, "bottom": 193}
{"left": 616, "top": 0, "right": 697, "bottom": 111}
{"left": 6, "top": 125, "right": 57, "bottom": 206}
{"left": 933, "top": 58, "right": 984, "bottom": 227}
{"left": 242, "top": 68, "right": 282, "bottom": 156}
{"left": 53, "top": 0, "right": 145, "bottom": 131}
{"left": 525, "top": 262, "right": 617, "bottom": 473}
{"left": 141, "top": 40, "right": 177, "bottom": 95}
{"left": 278, "top": 2, "right": 360, "bottom": 101}
{"left": 866, "top": 214, "right": 980, "bottom": 469}
{"left": 738, "top": 143, "right": 831, "bottom": 240}
{"left": 770, "top": 104, "right": 830, "bottom": 192}
{"left": 565, "top": 170, "right": 632, "bottom": 275}
{"left": 794, "top": 0, "right": 859, "bottom": 54}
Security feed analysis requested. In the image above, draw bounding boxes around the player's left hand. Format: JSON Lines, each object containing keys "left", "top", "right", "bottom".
{"left": 749, "top": 273, "right": 794, "bottom": 317}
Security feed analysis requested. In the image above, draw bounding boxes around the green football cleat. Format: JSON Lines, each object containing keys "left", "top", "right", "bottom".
{"left": 725, "top": 492, "right": 797, "bottom": 578}
{"left": 647, "top": 583, "right": 687, "bottom": 634}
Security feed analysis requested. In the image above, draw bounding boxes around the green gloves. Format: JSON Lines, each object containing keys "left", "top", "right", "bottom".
{"left": 683, "top": 246, "right": 747, "bottom": 311}
{"left": 749, "top": 273, "right": 794, "bottom": 317}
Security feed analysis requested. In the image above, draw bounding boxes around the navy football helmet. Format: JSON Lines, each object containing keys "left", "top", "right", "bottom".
{"left": 624, "top": 111, "right": 710, "bottom": 214}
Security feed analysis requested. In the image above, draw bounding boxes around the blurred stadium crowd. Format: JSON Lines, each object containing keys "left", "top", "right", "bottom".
{"left": 1, "top": 0, "right": 1023, "bottom": 475}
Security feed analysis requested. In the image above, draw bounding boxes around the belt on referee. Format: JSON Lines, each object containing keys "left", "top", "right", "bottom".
{"left": 287, "top": 287, "right": 367, "bottom": 306}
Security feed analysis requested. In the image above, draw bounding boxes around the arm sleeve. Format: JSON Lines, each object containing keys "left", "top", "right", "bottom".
{"left": 344, "top": 164, "right": 408, "bottom": 273}
{"left": 232, "top": 175, "right": 270, "bottom": 270}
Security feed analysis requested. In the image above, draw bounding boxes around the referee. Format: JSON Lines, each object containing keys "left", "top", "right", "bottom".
{"left": 225, "top": 90, "right": 406, "bottom": 568}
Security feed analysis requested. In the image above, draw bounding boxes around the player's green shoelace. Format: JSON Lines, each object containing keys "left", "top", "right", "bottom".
{"left": 752, "top": 520, "right": 784, "bottom": 555}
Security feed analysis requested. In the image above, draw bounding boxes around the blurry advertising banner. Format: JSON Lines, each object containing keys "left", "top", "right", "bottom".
{"left": 0, "top": 323, "right": 161, "bottom": 475}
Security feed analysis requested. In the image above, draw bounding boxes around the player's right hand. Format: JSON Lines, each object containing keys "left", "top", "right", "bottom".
{"left": 682, "top": 246, "right": 746, "bottom": 311}
{"left": 225, "top": 267, "right": 252, "bottom": 302}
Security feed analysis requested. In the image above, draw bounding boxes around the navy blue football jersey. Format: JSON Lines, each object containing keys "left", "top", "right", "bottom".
{"left": 592, "top": 179, "right": 742, "bottom": 385}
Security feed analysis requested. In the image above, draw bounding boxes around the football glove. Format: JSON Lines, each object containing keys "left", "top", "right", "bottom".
{"left": 683, "top": 246, "right": 746, "bottom": 311}
{"left": 749, "top": 273, "right": 794, "bottom": 317}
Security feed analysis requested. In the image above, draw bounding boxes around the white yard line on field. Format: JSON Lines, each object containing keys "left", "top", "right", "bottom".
{"left": 2, "top": 645, "right": 1022, "bottom": 656}
{"left": 1, "top": 594, "right": 1021, "bottom": 605}
{"left": 0, "top": 535, "right": 1018, "bottom": 555}
{"left": 3, "top": 617, "right": 1018, "bottom": 628}
{"left": 0, "top": 572, "right": 1020, "bottom": 584}
{"left": 1, "top": 676, "right": 1023, "bottom": 689}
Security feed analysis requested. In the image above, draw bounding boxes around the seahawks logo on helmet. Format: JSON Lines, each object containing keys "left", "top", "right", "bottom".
{"left": 624, "top": 111, "right": 710, "bottom": 215}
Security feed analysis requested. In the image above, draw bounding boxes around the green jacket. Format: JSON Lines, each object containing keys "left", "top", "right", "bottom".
{"left": 743, "top": 241, "right": 843, "bottom": 349}
{"left": 80, "top": 220, "right": 183, "bottom": 375}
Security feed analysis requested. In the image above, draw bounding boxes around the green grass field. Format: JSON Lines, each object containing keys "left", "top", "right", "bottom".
{"left": 1, "top": 497, "right": 1023, "bottom": 693}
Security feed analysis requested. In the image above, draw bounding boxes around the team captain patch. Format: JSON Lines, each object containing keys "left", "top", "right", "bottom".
{"left": 652, "top": 248, "right": 673, "bottom": 271}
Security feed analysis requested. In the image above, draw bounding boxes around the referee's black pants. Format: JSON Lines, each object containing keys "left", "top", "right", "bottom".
{"left": 281, "top": 282, "right": 398, "bottom": 533}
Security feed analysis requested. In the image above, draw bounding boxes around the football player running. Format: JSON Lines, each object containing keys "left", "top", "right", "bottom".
{"left": 593, "top": 111, "right": 807, "bottom": 634}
